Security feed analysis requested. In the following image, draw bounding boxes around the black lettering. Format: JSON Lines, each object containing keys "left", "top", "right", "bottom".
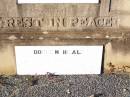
{"left": 72, "top": 50, "right": 82, "bottom": 54}
{"left": 63, "top": 50, "right": 67, "bottom": 54}
{"left": 34, "top": 50, "right": 42, "bottom": 54}
{"left": 55, "top": 50, "right": 59, "bottom": 54}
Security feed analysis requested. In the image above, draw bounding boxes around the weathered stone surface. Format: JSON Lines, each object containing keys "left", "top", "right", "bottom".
{"left": 111, "top": 0, "right": 130, "bottom": 12}
{"left": 104, "top": 42, "right": 130, "bottom": 73}
{"left": 0, "top": 44, "right": 16, "bottom": 75}
{"left": 0, "top": 0, "right": 130, "bottom": 74}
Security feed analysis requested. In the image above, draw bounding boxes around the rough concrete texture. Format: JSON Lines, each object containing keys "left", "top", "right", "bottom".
{"left": 111, "top": 0, "right": 130, "bottom": 12}
{"left": 0, "top": 0, "right": 130, "bottom": 74}
{"left": 0, "top": 74, "right": 130, "bottom": 97}
{"left": 0, "top": 44, "right": 16, "bottom": 75}
{"left": 104, "top": 41, "right": 130, "bottom": 73}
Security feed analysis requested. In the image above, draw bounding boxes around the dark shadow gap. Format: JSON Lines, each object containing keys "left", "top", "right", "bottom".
{"left": 101, "top": 45, "right": 105, "bottom": 74}
{"left": 109, "top": 0, "right": 112, "bottom": 12}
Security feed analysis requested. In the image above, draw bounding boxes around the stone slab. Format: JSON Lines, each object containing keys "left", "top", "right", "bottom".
{"left": 0, "top": 0, "right": 130, "bottom": 75}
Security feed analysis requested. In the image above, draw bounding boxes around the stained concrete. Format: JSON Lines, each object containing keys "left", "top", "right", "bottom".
{"left": 0, "top": 0, "right": 130, "bottom": 74}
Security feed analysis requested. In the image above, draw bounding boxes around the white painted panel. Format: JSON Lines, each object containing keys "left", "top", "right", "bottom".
{"left": 15, "top": 46, "right": 103, "bottom": 75}
{"left": 18, "top": 0, "right": 99, "bottom": 3}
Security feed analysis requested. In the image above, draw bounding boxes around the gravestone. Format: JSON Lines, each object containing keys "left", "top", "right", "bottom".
{"left": 0, "top": 0, "right": 130, "bottom": 75}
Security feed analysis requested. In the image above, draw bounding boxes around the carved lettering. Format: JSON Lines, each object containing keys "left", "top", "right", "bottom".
{"left": 7, "top": 18, "right": 15, "bottom": 27}
{"left": 80, "top": 18, "right": 89, "bottom": 26}
{"left": 104, "top": 18, "right": 112, "bottom": 27}
{"left": 22, "top": 17, "right": 32, "bottom": 28}
{"left": 71, "top": 17, "right": 79, "bottom": 27}
{"left": 50, "top": 17, "right": 66, "bottom": 27}
{"left": 88, "top": 17, "right": 96, "bottom": 27}
{"left": 32, "top": 18, "right": 44, "bottom": 27}
{"left": 95, "top": 17, "right": 113, "bottom": 27}
{"left": 0, "top": 16, "right": 119, "bottom": 30}
{"left": 16, "top": 18, "right": 23, "bottom": 27}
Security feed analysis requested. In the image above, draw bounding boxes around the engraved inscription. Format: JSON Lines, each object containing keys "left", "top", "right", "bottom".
{"left": 0, "top": 16, "right": 119, "bottom": 30}
{"left": 50, "top": 17, "right": 66, "bottom": 27}
{"left": 0, "top": 17, "right": 33, "bottom": 28}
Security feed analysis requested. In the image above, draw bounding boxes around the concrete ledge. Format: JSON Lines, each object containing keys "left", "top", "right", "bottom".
{"left": 104, "top": 41, "right": 130, "bottom": 73}
{"left": 0, "top": 44, "right": 16, "bottom": 75}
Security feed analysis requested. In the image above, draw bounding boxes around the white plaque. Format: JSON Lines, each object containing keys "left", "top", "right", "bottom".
{"left": 15, "top": 46, "right": 103, "bottom": 75}
{"left": 18, "top": 0, "right": 99, "bottom": 3}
